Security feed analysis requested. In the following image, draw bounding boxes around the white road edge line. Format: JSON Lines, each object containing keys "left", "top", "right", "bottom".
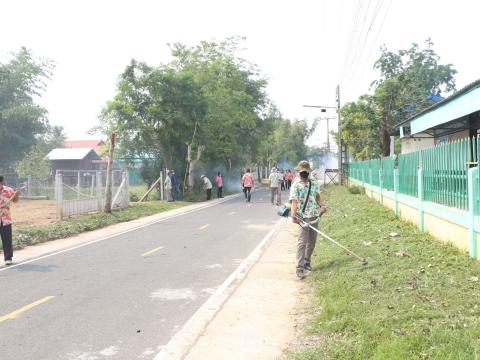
{"left": 154, "top": 217, "right": 284, "bottom": 360}
{"left": 0, "top": 194, "right": 242, "bottom": 273}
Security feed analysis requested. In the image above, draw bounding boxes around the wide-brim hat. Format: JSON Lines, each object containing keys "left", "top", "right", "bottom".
{"left": 295, "top": 160, "right": 313, "bottom": 173}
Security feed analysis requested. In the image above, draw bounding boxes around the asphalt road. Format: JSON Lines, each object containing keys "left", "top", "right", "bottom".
{"left": 0, "top": 188, "right": 282, "bottom": 360}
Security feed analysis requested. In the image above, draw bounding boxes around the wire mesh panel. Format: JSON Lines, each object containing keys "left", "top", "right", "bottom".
{"left": 398, "top": 151, "right": 419, "bottom": 197}
{"left": 56, "top": 170, "right": 128, "bottom": 218}
{"left": 381, "top": 157, "right": 395, "bottom": 191}
{"left": 423, "top": 138, "right": 473, "bottom": 210}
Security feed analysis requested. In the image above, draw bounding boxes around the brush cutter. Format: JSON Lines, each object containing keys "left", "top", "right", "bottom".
{"left": 278, "top": 204, "right": 368, "bottom": 265}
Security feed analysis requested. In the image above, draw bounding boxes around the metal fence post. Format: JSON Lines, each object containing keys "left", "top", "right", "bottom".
{"left": 27, "top": 175, "right": 32, "bottom": 197}
{"left": 77, "top": 170, "right": 81, "bottom": 200}
{"left": 55, "top": 173, "right": 63, "bottom": 220}
{"left": 393, "top": 168, "right": 399, "bottom": 216}
{"left": 418, "top": 168, "right": 424, "bottom": 232}
{"left": 468, "top": 167, "right": 478, "bottom": 258}
{"left": 379, "top": 169, "right": 384, "bottom": 205}
{"left": 160, "top": 170, "right": 164, "bottom": 201}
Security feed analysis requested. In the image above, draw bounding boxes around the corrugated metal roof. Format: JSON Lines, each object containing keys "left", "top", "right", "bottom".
{"left": 47, "top": 148, "right": 101, "bottom": 160}
{"left": 64, "top": 139, "right": 104, "bottom": 156}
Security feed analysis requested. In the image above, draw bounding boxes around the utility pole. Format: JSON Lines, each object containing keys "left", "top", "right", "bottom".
{"left": 104, "top": 132, "right": 116, "bottom": 213}
{"left": 336, "top": 85, "right": 343, "bottom": 183}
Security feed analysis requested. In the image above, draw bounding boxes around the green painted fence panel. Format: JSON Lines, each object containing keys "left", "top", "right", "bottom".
{"left": 398, "top": 151, "right": 419, "bottom": 197}
{"left": 381, "top": 157, "right": 395, "bottom": 191}
{"left": 370, "top": 159, "right": 381, "bottom": 186}
{"left": 422, "top": 137, "right": 472, "bottom": 210}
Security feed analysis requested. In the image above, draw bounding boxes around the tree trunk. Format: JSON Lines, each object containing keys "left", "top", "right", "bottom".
{"left": 382, "top": 124, "right": 391, "bottom": 157}
{"left": 186, "top": 144, "right": 205, "bottom": 194}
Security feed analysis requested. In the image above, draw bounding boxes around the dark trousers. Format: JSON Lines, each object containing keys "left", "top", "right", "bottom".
{"left": 217, "top": 186, "right": 223, "bottom": 198}
{"left": 243, "top": 187, "right": 252, "bottom": 202}
{"left": 1, "top": 224, "right": 13, "bottom": 261}
{"left": 206, "top": 188, "right": 212, "bottom": 200}
{"left": 287, "top": 180, "right": 292, "bottom": 190}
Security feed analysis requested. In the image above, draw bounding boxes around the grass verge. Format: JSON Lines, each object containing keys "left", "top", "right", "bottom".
{"left": 290, "top": 185, "right": 480, "bottom": 359}
{"left": 12, "top": 202, "right": 182, "bottom": 250}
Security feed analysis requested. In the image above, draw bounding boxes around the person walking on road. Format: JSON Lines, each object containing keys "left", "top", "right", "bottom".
{"left": 164, "top": 171, "right": 173, "bottom": 202}
{"left": 201, "top": 175, "right": 213, "bottom": 200}
{"left": 0, "top": 176, "right": 20, "bottom": 266}
{"left": 286, "top": 169, "right": 293, "bottom": 190}
{"left": 289, "top": 161, "right": 327, "bottom": 279}
{"left": 171, "top": 170, "right": 180, "bottom": 201}
{"left": 241, "top": 168, "right": 254, "bottom": 203}
{"left": 268, "top": 167, "right": 282, "bottom": 206}
{"left": 216, "top": 172, "right": 223, "bottom": 198}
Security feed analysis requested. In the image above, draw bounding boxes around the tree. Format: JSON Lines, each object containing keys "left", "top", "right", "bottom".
{"left": 372, "top": 39, "right": 456, "bottom": 155}
{"left": 169, "top": 38, "right": 269, "bottom": 174}
{"left": 340, "top": 39, "right": 457, "bottom": 159}
{"left": 339, "top": 95, "right": 381, "bottom": 160}
{"left": 99, "top": 60, "right": 208, "bottom": 193}
{"left": 14, "top": 145, "right": 51, "bottom": 178}
{"left": 0, "top": 48, "right": 54, "bottom": 172}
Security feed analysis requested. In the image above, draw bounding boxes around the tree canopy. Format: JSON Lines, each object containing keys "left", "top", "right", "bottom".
{"left": 99, "top": 38, "right": 313, "bottom": 189}
{"left": 340, "top": 39, "right": 457, "bottom": 158}
{"left": 0, "top": 48, "right": 61, "bottom": 173}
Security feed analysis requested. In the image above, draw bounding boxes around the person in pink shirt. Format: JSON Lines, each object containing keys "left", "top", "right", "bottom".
{"left": 0, "top": 176, "right": 20, "bottom": 266}
{"left": 216, "top": 172, "right": 223, "bottom": 198}
{"left": 286, "top": 169, "right": 294, "bottom": 190}
{"left": 241, "top": 168, "right": 254, "bottom": 203}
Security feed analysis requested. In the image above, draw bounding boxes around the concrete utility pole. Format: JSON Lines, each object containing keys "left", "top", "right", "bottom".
{"left": 336, "top": 85, "right": 344, "bottom": 183}
{"left": 104, "top": 132, "right": 116, "bottom": 213}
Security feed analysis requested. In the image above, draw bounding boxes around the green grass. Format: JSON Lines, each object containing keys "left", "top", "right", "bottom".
{"left": 12, "top": 202, "right": 182, "bottom": 250}
{"left": 290, "top": 186, "right": 480, "bottom": 360}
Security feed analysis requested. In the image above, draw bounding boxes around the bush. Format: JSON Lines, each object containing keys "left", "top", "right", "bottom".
{"left": 348, "top": 185, "right": 365, "bottom": 195}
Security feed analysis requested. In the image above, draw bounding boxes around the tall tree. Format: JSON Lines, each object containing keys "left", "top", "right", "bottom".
{"left": 0, "top": 48, "right": 54, "bottom": 171}
{"left": 372, "top": 39, "right": 456, "bottom": 155}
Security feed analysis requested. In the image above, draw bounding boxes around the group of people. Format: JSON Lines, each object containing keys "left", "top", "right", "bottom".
{"left": 200, "top": 172, "right": 223, "bottom": 201}
{"left": 280, "top": 169, "right": 294, "bottom": 191}
{"left": 163, "top": 170, "right": 180, "bottom": 202}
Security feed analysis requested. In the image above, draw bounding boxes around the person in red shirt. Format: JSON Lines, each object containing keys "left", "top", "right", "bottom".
{"left": 0, "top": 176, "right": 20, "bottom": 266}
{"left": 241, "top": 168, "right": 254, "bottom": 203}
{"left": 286, "top": 169, "right": 294, "bottom": 190}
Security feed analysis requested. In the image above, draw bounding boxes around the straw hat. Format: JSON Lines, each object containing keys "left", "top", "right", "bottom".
{"left": 295, "top": 160, "right": 313, "bottom": 173}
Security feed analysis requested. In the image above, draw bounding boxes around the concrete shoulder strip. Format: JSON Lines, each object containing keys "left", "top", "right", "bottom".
{"left": 155, "top": 217, "right": 284, "bottom": 360}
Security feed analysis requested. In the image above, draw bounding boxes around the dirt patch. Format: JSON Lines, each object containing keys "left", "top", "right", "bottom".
{"left": 11, "top": 200, "right": 58, "bottom": 227}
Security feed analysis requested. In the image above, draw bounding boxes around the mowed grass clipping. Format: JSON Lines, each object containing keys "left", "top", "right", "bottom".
{"left": 291, "top": 186, "right": 480, "bottom": 360}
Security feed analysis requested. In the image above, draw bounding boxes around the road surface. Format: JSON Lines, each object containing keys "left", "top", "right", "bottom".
{"left": 0, "top": 189, "right": 282, "bottom": 360}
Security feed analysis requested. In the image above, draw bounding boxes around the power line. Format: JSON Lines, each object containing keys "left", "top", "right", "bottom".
{"left": 342, "top": 0, "right": 393, "bottom": 101}
{"left": 349, "top": 0, "right": 393, "bottom": 96}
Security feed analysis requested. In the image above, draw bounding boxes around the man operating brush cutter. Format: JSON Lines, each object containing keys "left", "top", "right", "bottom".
{"left": 288, "top": 161, "right": 327, "bottom": 279}
{"left": 279, "top": 162, "right": 367, "bottom": 278}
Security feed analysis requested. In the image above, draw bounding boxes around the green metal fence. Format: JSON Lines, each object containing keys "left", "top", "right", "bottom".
{"left": 347, "top": 136, "right": 479, "bottom": 212}
{"left": 398, "top": 151, "right": 419, "bottom": 197}
{"left": 422, "top": 137, "right": 473, "bottom": 210}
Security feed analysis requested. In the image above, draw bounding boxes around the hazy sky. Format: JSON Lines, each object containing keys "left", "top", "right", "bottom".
{"left": 2, "top": 0, "right": 480, "bottom": 148}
